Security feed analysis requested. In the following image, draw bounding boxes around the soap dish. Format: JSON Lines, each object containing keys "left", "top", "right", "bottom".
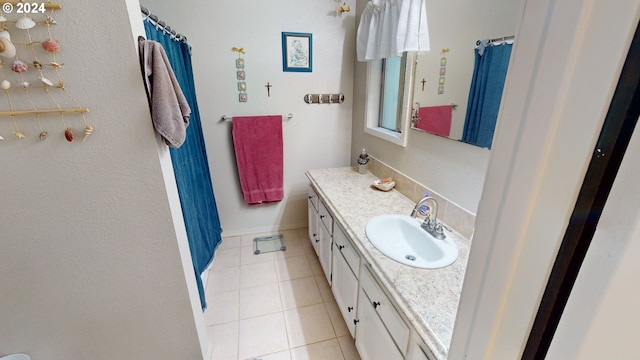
{"left": 373, "top": 179, "right": 396, "bottom": 191}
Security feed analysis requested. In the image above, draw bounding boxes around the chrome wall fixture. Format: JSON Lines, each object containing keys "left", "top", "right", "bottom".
{"left": 304, "top": 93, "right": 345, "bottom": 104}
{"left": 220, "top": 113, "right": 294, "bottom": 121}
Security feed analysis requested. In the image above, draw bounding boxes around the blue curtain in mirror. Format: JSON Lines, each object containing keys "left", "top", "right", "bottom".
{"left": 462, "top": 43, "right": 512, "bottom": 149}
{"left": 144, "top": 20, "right": 222, "bottom": 310}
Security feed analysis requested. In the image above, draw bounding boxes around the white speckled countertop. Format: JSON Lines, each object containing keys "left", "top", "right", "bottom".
{"left": 306, "top": 167, "right": 471, "bottom": 359}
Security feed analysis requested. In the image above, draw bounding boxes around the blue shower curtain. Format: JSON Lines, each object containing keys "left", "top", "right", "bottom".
{"left": 462, "top": 43, "right": 512, "bottom": 149}
{"left": 144, "top": 20, "right": 222, "bottom": 310}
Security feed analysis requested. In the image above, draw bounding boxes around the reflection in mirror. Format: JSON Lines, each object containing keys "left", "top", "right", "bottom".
{"left": 410, "top": 0, "right": 522, "bottom": 148}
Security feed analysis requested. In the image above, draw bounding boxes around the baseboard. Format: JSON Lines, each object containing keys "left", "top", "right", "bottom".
{"left": 204, "top": 340, "right": 213, "bottom": 360}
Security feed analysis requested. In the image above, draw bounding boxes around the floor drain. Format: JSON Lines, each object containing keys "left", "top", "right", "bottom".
{"left": 405, "top": 254, "right": 416, "bottom": 261}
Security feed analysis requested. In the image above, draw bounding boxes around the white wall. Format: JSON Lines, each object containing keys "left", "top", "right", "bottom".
{"left": 0, "top": 1, "right": 206, "bottom": 359}
{"left": 351, "top": 0, "right": 499, "bottom": 214}
{"left": 547, "top": 116, "right": 640, "bottom": 359}
{"left": 143, "top": 0, "right": 355, "bottom": 236}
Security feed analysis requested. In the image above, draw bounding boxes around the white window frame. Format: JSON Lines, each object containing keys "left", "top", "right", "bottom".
{"left": 363, "top": 52, "right": 417, "bottom": 147}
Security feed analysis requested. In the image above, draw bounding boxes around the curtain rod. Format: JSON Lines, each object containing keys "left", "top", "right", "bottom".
{"left": 140, "top": 5, "right": 189, "bottom": 45}
{"left": 476, "top": 35, "right": 515, "bottom": 46}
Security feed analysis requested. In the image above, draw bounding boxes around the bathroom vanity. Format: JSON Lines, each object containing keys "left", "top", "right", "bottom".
{"left": 306, "top": 167, "right": 471, "bottom": 360}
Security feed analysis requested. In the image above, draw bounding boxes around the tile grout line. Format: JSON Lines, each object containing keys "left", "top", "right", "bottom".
{"left": 215, "top": 228, "right": 358, "bottom": 360}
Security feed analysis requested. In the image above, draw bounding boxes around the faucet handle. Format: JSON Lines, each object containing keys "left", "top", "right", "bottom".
{"left": 434, "top": 223, "right": 447, "bottom": 240}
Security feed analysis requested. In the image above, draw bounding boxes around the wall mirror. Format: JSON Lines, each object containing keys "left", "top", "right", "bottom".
{"left": 410, "top": 0, "right": 522, "bottom": 148}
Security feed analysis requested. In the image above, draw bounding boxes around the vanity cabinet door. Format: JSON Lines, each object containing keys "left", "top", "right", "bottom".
{"left": 332, "top": 241, "right": 359, "bottom": 337}
{"left": 355, "top": 263, "right": 409, "bottom": 360}
{"left": 407, "top": 341, "right": 435, "bottom": 360}
{"left": 307, "top": 188, "right": 320, "bottom": 256}
{"left": 355, "top": 285, "right": 404, "bottom": 360}
{"left": 318, "top": 220, "right": 333, "bottom": 284}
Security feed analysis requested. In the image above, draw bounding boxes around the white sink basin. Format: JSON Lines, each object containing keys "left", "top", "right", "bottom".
{"left": 365, "top": 214, "right": 458, "bottom": 269}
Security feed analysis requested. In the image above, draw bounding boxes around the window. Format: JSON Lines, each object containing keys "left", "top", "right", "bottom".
{"left": 364, "top": 52, "right": 416, "bottom": 147}
{"left": 379, "top": 56, "right": 405, "bottom": 131}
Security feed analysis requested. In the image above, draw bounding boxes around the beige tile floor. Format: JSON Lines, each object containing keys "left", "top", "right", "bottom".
{"left": 205, "top": 228, "right": 361, "bottom": 360}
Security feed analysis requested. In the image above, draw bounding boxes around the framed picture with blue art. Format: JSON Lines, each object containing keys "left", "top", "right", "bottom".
{"left": 282, "top": 32, "right": 312, "bottom": 72}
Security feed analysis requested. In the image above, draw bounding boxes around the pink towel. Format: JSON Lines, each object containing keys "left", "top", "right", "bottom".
{"left": 232, "top": 116, "right": 284, "bottom": 205}
{"left": 417, "top": 106, "right": 452, "bottom": 137}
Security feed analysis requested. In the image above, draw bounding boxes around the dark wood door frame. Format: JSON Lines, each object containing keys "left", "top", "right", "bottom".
{"left": 522, "top": 20, "right": 640, "bottom": 359}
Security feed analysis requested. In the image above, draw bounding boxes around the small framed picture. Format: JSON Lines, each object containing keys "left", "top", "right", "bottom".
{"left": 439, "top": 77, "right": 445, "bottom": 85}
{"left": 238, "top": 82, "right": 247, "bottom": 91}
{"left": 236, "top": 58, "right": 245, "bottom": 69}
{"left": 440, "top": 67, "right": 446, "bottom": 76}
{"left": 237, "top": 70, "right": 246, "bottom": 80}
{"left": 438, "top": 85, "right": 445, "bottom": 94}
{"left": 239, "top": 93, "right": 247, "bottom": 102}
{"left": 440, "top": 57, "right": 447, "bottom": 66}
{"left": 282, "top": 32, "right": 312, "bottom": 72}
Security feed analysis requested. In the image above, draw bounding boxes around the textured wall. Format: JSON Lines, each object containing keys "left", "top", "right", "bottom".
{"left": 0, "top": 1, "right": 205, "bottom": 359}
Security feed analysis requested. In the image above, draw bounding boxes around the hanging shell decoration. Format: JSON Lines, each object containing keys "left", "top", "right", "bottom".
{"left": 49, "top": 62, "right": 64, "bottom": 68}
{"left": 40, "top": 76, "right": 53, "bottom": 86}
{"left": 45, "top": 15, "right": 57, "bottom": 25}
{"left": 0, "top": 30, "right": 10, "bottom": 41}
{"left": 42, "top": 39, "right": 61, "bottom": 53}
{"left": 64, "top": 127, "right": 74, "bottom": 142}
{"left": 0, "top": 79, "right": 10, "bottom": 90}
{"left": 0, "top": 134, "right": 4, "bottom": 140}
{"left": 0, "top": 14, "right": 7, "bottom": 23}
{"left": 15, "top": 15, "right": 36, "bottom": 30}
{"left": 0, "top": 37, "right": 16, "bottom": 58}
{"left": 13, "top": 131, "right": 26, "bottom": 139}
{"left": 21, "top": 81, "right": 30, "bottom": 88}
{"left": 82, "top": 125, "right": 93, "bottom": 142}
{"left": 11, "top": 60, "right": 27, "bottom": 73}
{"left": 32, "top": 60, "right": 42, "bottom": 69}
{"left": 39, "top": 131, "right": 48, "bottom": 140}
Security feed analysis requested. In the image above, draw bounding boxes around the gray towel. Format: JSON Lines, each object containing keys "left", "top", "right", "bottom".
{"left": 139, "top": 40, "right": 190, "bottom": 148}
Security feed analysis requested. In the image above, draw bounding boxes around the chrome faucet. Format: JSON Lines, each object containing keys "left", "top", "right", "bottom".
{"left": 410, "top": 196, "right": 446, "bottom": 240}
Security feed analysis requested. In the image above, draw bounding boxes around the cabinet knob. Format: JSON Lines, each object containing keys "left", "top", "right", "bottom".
{"left": 372, "top": 301, "right": 381, "bottom": 309}
{"left": 347, "top": 306, "right": 353, "bottom": 312}
{"left": 308, "top": 196, "right": 313, "bottom": 199}
{"left": 316, "top": 239, "right": 320, "bottom": 243}
{"left": 313, "top": 233, "right": 317, "bottom": 237}
{"left": 338, "top": 245, "right": 345, "bottom": 251}
{"left": 320, "top": 215, "right": 325, "bottom": 219}
{"left": 353, "top": 319, "right": 359, "bottom": 325}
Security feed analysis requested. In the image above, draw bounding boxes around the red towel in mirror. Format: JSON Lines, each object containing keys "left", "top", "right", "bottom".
{"left": 417, "top": 106, "right": 452, "bottom": 137}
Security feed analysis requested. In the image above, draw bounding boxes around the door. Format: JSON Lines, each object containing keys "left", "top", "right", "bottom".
{"left": 318, "top": 221, "right": 332, "bottom": 284}
{"left": 332, "top": 242, "right": 359, "bottom": 337}
{"left": 307, "top": 196, "right": 319, "bottom": 256}
{"left": 355, "top": 287, "right": 404, "bottom": 360}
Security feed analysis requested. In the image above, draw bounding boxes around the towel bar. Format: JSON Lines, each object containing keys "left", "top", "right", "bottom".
{"left": 220, "top": 113, "right": 293, "bottom": 122}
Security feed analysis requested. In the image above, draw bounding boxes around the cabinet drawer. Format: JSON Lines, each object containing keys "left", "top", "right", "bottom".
{"left": 360, "top": 263, "right": 409, "bottom": 355}
{"left": 319, "top": 200, "right": 333, "bottom": 234}
{"left": 333, "top": 224, "right": 360, "bottom": 278}
{"left": 307, "top": 185, "right": 318, "bottom": 211}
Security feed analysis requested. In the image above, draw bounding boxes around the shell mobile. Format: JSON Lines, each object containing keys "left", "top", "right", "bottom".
{"left": 0, "top": 2, "right": 91, "bottom": 144}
